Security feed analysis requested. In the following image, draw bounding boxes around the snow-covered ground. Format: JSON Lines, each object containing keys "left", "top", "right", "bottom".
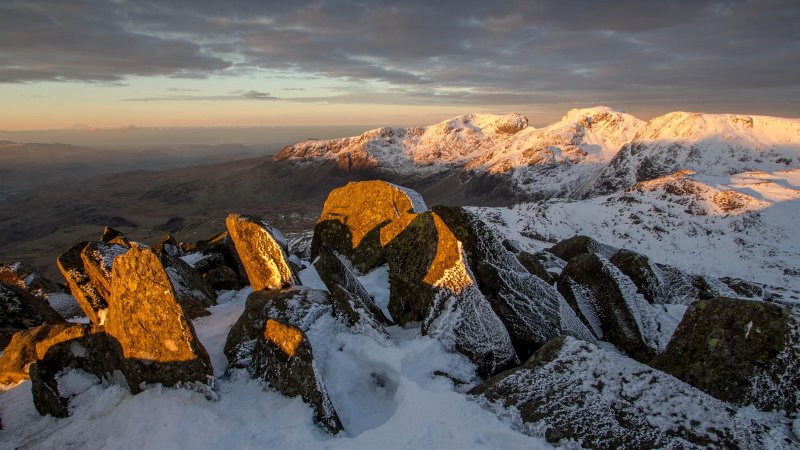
{"left": 0, "top": 275, "right": 550, "bottom": 450}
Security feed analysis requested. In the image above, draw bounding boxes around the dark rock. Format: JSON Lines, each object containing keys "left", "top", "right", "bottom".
{"left": 188, "top": 232, "right": 248, "bottom": 290}
{"left": 313, "top": 245, "right": 390, "bottom": 325}
{"left": 546, "top": 235, "right": 617, "bottom": 262}
{"left": 328, "top": 284, "right": 390, "bottom": 341}
{"left": 557, "top": 252, "right": 662, "bottom": 361}
{"left": 0, "top": 262, "right": 62, "bottom": 299}
{"left": 287, "top": 231, "right": 314, "bottom": 261}
{"left": 106, "top": 244, "right": 213, "bottom": 389}
{"left": 0, "top": 283, "right": 65, "bottom": 350}
{"left": 470, "top": 336, "right": 792, "bottom": 449}
{"left": 152, "top": 234, "right": 182, "bottom": 259}
{"left": 381, "top": 211, "right": 518, "bottom": 377}
{"left": 160, "top": 253, "right": 216, "bottom": 318}
{"left": 311, "top": 180, "right": 427, "bottom": 273}
{"left": 0, "top": 323, "right": 85, "bottom": 385}
{"left": 652, "top": 298, "right": 799, "bottom": 413}
{"left": 720, "top": 277, "right": 765, "bottom": 300}
{"left": 203, "top": 266, "right": 245, "bottom": 291}
{"left": 57, "top": 241, "right": 107, "bottom": 325}
{"left": 432, "top": 206, "right": 595, "bottom": 362}
{"left": 226, "top": 213, "right": 296, "bottom": 291}
{"left": 154, "top": 216, "right": 186, "bottom": 233}
{"left": 224, "top": 288, "right": 343, "bottom": 434}
{"left": 100, "top": 226, "right": 130, "bottom": 247}
{"left": 80, "top": 241, "right": 129, "bottom": 301}
{"left": 516, "top": 251, "right": 555, "bottom": 284}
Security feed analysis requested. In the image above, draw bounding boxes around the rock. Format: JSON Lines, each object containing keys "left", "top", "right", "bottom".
{"left": 188, "top": 231, "right": 248, "bottom": 285}
{"left": 203, "top": 266, "right": 244, "bottom": 291}
{"left": 226, "top": 213, "right": 296, "bottom": 291}
{"left": 57, "top": 241, "right": 107, "bottom": 325}
{"left": 100, "top": 226, "right": 130, "bottom": 246}
{"left": 470, "top": 336, "right": 793, "bottom": 449}
{"left": 546, "top": 235, "right": 617, "bottom": 262}
{"left": 328, "top": 284, "right": 390, "bottom": 341}
{"left": 287, "top": 231, "right": 314, "bottom": 260}
{"left": 0, "top": 283, "right": 65, "bottom": 349}
{"left": 160, "top": 253, "right": 216, "bottom": 318}
{"left": 432, "top": 206, "right": 595, "bottom": 361}
{"left": 224, "top": 288, "right": 343, "bottom": 434}
{"left": 515, "top": 251, "right": 555, "bottom": 284}
{"left": 0, "top": 262, "right": 61, "bottom": 299}
{"left": 80, "top": 241, "right": 129, "bottom": 301}
{"left": 652, "top": 298, "right": 799, "bottom": 414}
{"left": 154, "top": 216, "right": 186, "bottom": 233}
{"left": 29, "top": 328, "right": 127, "bottom": 417}
{"left": 0, "top": 323, "right": 85, "bottom": 385}
{"left": 381, "top": 211, "right": 518, "bottom": 377}
{"left": 106, "top": 244, "right": 213, "bottom": 389}
{"left": 557, "top": 252, "right": 670, "bottom": 361}
{"left": 311, "top": 180, "right": 427, "bottom": 273}
{"left": 313, "top": 245, "right": 390, "bottom": 325}
{"left": 152, "top": 234, "right": 182, "bottom": 259}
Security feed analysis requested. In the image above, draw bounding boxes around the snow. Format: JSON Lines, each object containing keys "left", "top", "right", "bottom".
{"left": 179, "top": 252, "right": 205, "bottom": 267}
{"left": 357, "top": 265, "right": 392, "bottom": 321}
{"left": 0, "top": 283, "right": 550, "bottom": 449}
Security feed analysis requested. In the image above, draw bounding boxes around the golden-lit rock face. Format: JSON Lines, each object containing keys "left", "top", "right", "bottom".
{"left": 57, "top": 241, "right": 107, "bottom": 325}
{"left": 264, "top": 319, "right": 303, "bottom": 357}
{"left": 107, "top": 244, "right": 204, "bottom": 364}
{"left": 226, "top": 213, "right": 294, "bottom": 291}
{"left": 312, "top": 180, "right": 422, "bottom": 272}
{"left": 0, "top": 323, "right": 86, "bottom": 385}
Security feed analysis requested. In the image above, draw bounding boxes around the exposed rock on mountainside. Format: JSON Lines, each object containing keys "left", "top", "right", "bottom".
{"left": 226, "top": 213, "right": 296, "bottom": 291}
{"left": 224, "top": 288, "right": 344, "bottom": 434}
{"left": 0, "top": 262, "right": 61, "bottom": 300}
{"left": 470, "top": 336, "right": 794, "bottom": 449}
{"left": 0, "top": 283, "right": 64, "bottom": 350}
{"left": 381, "top": 211, "right": 518, "bottom": 376}
{"left": 652, "top": 298, "right": 799, "bottom": 414}
{"left": 57, "top": 241, "right": 108, "bottom": 324}
{"left": 0, "top": 323, "right": 83, "bottom": 385}
{"left": 186, "top": 231, "right": 248, "bottom": 291}
{"left": 432, "top": 206, "right": 595, "bottom": 360}
{"left": 106, "top": 244, "right": 213, "bottom": 389}
{"left": 159, "top": 253, "right": 216, "bottom": 318}
{"left": 100, "top": 226, "right": 130, "bottom": 247}
{"left": 577, "top": 112, "right": 800, "bottom": 198}
{"left": 80, "top": 241, "right": 129, "bottom": 301}
{"left": 311, "top": 180, "right": 427, "bottom": 272}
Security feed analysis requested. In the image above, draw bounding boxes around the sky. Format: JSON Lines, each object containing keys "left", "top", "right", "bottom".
{"left": 1, "top": 0, "right": 799, "bottom": 133}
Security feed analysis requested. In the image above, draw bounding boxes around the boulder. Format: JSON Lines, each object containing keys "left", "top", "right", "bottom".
{"left": 515, "top": 251, "right": 555, "bottom": 284}
{"left": 381, "top": 211, "right": 518, "bottom": 377}
{"left": 106, "top": 244, "right": 213, "bottom": 389}
{"left": 557, "top": 252, "right": 670, "bottom": 361}
{"left": 0, "top": 283, "right": 64, "bottom": 349}
{"left": 224, "top": 288, "right": 343, "bottom": 434}
{"left": 470, "top": 336, "right": 795, "bottom": 449}
{"left": 100, "top": 226, "right": 131, "bottom": 246}
{"left": 432, "top": 206, "right": 595, "bottom": 361}
{"left": 160, "top": 253, "right": 216, "bottom": 318}
{"left": 311, "top": 181, "right": 427, "bottom": 273}
{"left": 57, "top": 241, "right": 107, "bottom": 325}
{"left": 313, "top": 245, "right": 389, "bottom": 325}
{"left": 152, "top": 234, "right": 182, "bottom": 259}
{"left": 187, "top": 231, "right": 246, "bottom": 281}
{"left": 203, "top": 266, "right": 244, "bottom": 291}
{"left": 80, "top": 241, "right": 129, "bottom": 301}
{"left": 29, "top": 328, "right": 127, "bottom": 417}
{"left": 0, "top": 323, "right": 85, "bottom": 385}
{"left": 0, "top": 262, "right": 61, "bottom": 299}
{"left": 546, "top": 235, "right": 617, "bottom": 262}
{"left": 652, "top": 298, "right": 799, "bottom": 414}
{"left": 226, "top": 213, "right": 296, "bottom": 291}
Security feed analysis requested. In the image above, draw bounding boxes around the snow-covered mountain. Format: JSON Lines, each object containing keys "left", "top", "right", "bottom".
{"left": 472, "top": 168, "right": 800, "bottom": 292}
{"left": 576, "top": 112, "right": 800, "bottom": 198}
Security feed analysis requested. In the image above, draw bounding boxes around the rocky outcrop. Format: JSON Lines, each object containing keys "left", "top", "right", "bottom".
{"left": 546, "top": 235, "right": 617, "bottom": 262}
{"left": 0, "top": 323, "right": 85, "bottom": 385}
{"left": 57, "top": 241, "right": 108, "bottom": 325}
{"left": 312, "top": 245, "right": 389, "bottom": 325}
{"left": 0, "top": 283, "right": 64, "bottom": 350}
{"left": 80, "top": 241, "right": 129, "bottom": 301}
{"left": 557, "top": 252, "right": 666, "bottom": 361}
{"left": 152, "top": 234, "right": 181, "bottom": 259}
{"left": 226, "top": 213, "right": 296, "bottom": 291}
{"left": 381, "top": 211, "right": 518, "bottom": 377}
{"left": 515, "top": 251, "right": 555, "bottom": 284}
{"left": 29, "top": 328, "right": 127, "bottom": 417}
{"left": 311, "top": 180, "right": 427, "bottom": 273}
{"left": 432, "top": 206, "right": 595, "bottom": 361}
{"left": 224, "top": 288, "right": 343, "bottom": 434}
{"left": 106, "top": 244, "right": 213, "bottom": 389}
{"left": 470, "top": 336, "right": 794, "bottom": 449}
{"left": 160, "top": 253, "right": 216, "bottom": 318}
{"left": 0, "top": 262, "right": 61, "bottom": 299}
{"left": 188, "top": 231, "right": 247, "bottom": 291}
{"left": 652, "top": 298, "right": 799, "bottom": 414}
{"left": 100, "top": 226, "right": 130, "bottom": 247}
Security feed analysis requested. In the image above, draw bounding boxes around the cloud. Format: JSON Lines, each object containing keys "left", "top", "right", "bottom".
{"left": 123, "top": 90, "right": 278, "bottom": 102}
{"left": 2, "top": 0, "right": 798, "bottom": 113}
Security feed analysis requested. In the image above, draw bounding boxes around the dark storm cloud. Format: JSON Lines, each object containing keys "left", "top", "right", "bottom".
{"left": 2, "top": 0, "right": 799, "bottom": 112}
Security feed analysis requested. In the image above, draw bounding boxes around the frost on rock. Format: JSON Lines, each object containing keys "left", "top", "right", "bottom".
{"left": 557, "top": 252, "right": 672, "bottom": 360}
{"left": 470, "top": 336, "right": 796, "bottom": 449}
{"left": 80, "top": 242, "right": 129, "bottom": 302}
{"left": 160, "top": 253, "right": 217, "bottom": 319}
{"left": 57, "top": 241, "right": 108, "bottom": 325}
{"left": 381, "top": 211, "right": 518, "bottom": 377}
{"left": 652, "top": 298, "right": 800, "bottom": 414}
{"left": 0, "top": 283, "right": 65, "bottom": 350}
{"left": 0, "top": 262, "right": 61, "bottom": 301}
{"left": 225, "top": 213, "right": 297, "bottom": 291}
{"left": 433, "top": 206, "right": 596, "bottom": 360}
